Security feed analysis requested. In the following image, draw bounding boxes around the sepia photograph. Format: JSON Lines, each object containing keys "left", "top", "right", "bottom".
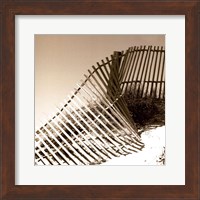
{"left": 34, "top": 35, "right": 165, "bottom": 166}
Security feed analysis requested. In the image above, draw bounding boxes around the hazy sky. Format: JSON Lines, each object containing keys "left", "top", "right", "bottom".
{"left": 35, "top": 35, "right": 165, "bottom": 128}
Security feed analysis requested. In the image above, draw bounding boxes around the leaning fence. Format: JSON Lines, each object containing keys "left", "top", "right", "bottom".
{"left": 35, "top": 45, "right": 165, "bottom": 165}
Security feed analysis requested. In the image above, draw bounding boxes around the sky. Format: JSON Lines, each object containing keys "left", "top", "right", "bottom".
{"left": 35, "top": 35, "right": 165, "bottom": 128}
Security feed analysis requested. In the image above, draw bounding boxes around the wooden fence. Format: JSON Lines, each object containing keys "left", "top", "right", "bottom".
{"left": 35, "top": 45, "right": 165, "bottom": 165}
{"left": 120, "top": 46, "right": 165, "bottom": 99}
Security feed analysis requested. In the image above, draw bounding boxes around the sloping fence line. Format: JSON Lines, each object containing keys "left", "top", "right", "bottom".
{"left": 35, "top": 45, "right": 165, "bottom": 165}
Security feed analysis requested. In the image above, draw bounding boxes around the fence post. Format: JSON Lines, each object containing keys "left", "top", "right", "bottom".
{"left": 107, "top": 51, "right": 138, "bottom": 132}
{"left": 107, "top": 51, "right": 122, "bottom": 98}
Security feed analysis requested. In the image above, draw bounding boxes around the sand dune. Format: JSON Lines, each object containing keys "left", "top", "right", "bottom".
{"left": 101, "top": 126, "right": 165, "bottom": 165}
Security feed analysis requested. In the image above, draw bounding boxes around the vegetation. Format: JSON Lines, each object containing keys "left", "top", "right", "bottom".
{"left": 123, "top": 90, "right": 165, "bottom": 134}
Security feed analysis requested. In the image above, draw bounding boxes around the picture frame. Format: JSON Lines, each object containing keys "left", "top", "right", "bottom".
{"left": 0, "top": 1, "right": 199, "bottom": 199}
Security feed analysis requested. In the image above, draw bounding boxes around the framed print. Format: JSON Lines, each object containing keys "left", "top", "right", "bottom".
{"left": 0, "top": 1, "right": 199, "bottom": 199}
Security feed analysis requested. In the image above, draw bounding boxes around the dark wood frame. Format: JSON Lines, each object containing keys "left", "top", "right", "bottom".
{"left": 0, "top": 0, "right": 199, "bottom": 199}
